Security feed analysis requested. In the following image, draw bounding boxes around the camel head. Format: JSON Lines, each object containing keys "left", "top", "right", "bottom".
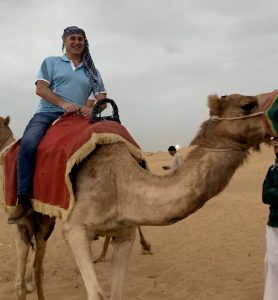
{"left": 0, "top": 116, "right": 10, "bottom": 127}
{"left": 191, "top": 94, "right": 269, "bottom": 151}
{"left": 0, "top": 116, "right": 13, "bottom": 151}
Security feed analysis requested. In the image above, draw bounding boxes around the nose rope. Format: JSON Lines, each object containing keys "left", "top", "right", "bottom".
{"left": 211, "top": 111, "right": 264, "bottom": 121}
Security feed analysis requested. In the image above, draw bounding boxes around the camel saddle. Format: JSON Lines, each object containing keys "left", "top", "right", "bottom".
{"left": 2, "top": 114, "right": 146, "bottom": 221}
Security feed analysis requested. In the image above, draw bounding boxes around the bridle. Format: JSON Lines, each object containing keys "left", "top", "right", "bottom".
{"left": 203, "top": 111, "right": 266, "bottom": 152}
{"left": 210, "top": 111, "right": 264, "bottom": 121}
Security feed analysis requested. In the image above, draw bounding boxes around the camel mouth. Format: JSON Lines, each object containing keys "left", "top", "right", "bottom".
{"left": 260, "top": 113, "right": 278, "bottom": 139}
{"left": 263, "top": 133, "right": 272, "bottom": 145}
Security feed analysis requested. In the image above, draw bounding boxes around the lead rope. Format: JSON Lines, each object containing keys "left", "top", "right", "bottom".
{"left": 199, "top": 147, "right": 245, "bottom": 152}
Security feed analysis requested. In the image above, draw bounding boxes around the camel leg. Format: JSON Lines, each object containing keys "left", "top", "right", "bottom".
{"left": 25, "top": 238, "right": 36, "bottom": 293}
{"left": 15, "top": 219, "right": 34, "bottom": 300}
{"left": 138, "top": 226, "right": 152, "bottom": 254}
{"left": 94, "top": 236, "right": 111, "bottom": 263}
{"left": 64, "top": 224, "right": 106, "bottom": 300}
{"left": 95, "top": 228, "right": 151, "bottom": 264}
{"left": 33, "top": 215, "right": 55, "bottom": 300}
{"left": 15, "top": 230, "right": 30, "bottom": 300}
{"left": 110, "top": 229, "right": 135, "bottom": 300}
{"left": 33, "top": 236, "right": 47, "bottom": 300}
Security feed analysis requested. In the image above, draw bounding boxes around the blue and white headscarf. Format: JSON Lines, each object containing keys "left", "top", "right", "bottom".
{"left": 62, "top": 26, "right": 98, "bottom": 84}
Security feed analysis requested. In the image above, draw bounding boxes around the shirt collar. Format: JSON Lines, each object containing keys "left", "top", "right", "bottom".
{"left": 61, "top": 55, "right": 83, "bottom": 68}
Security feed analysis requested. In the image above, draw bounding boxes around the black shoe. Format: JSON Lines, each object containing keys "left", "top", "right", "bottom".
{"left": 7, "top": 203, "right": 33, "bottom": 224}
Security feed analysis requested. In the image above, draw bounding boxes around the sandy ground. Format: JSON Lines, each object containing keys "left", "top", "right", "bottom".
{"left": 0, "top": 145, "right": 273, "bottom": 300}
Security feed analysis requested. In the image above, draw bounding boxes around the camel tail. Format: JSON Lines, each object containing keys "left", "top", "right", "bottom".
{"left": 138, "top": 226, "right": 152, "bottom": 253}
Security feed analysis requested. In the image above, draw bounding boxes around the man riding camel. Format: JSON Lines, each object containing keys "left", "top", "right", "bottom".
{"left": 8, "top": 26, "right": 107, "bottom": 224}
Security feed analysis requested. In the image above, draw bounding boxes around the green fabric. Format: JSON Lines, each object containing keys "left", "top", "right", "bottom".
{"left": 262, "top": 165, "right": 278, "bottom": 227}
{"left": 266, "top": 94, "right": 278, "bottom": 136}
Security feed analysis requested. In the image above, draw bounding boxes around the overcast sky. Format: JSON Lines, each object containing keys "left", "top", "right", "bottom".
{"left": 1, "top": 0, "right": 278, "bottom": 151}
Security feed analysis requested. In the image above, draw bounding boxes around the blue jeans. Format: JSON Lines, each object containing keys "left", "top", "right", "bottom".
{"left": 17, "top": 112, "right": 63, "bottom": 196}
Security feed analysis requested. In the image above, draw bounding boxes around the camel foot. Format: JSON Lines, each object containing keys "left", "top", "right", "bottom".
{"left": 141, "top": 248, "right": 153, "bottom": 255}
{"left": 16, "top": 290, "right": 27, "bottom": 300}
{"left": 93, "top": 256, "right": 106, "bottom": 264}
{"left": 25, "top": 282, "right": 34, "bottom": 294}
{"left": 140, "top": 241, "right": 153, "bottom": 255}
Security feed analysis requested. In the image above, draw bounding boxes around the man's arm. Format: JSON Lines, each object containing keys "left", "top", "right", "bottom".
{"left": 85, "top": 99, "right": 95, "bottom": 107}
{"left": 95, "top": 92, "right": 107, "bottom": 101}
{"left": 170, "top": 156, "right": 180, "bottom": 172}
{"left": 96, "top": 92, "right": 108, "bottom": 111}
{"left": 79, "top": 93, "right": 107, "bottom": 118}
{"left": 36, "top": 80, "right": 80, "bottom": 113}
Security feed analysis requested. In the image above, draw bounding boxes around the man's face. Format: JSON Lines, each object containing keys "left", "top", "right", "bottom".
{"left": 63, "top": 34, "right": 85, "bottom": 56}
{"left": 169, "top": 150, "right": 176, "bottom": 157}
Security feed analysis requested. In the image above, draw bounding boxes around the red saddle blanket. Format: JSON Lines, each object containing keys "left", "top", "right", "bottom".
{"left": 2, "top": 114, "right": 145, "bottom": 220}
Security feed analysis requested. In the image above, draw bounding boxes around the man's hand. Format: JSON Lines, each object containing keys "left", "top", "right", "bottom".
{"left": 95, "top": 93, "right": 108, "bottom": 111}
{"left": 79, "top": 106, "right": 93, "bottom": 119}
{"left": 61, "top": 102, "right": 80, "bottom": 114}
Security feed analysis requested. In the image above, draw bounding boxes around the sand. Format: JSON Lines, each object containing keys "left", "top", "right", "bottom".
{"left": 0, "top": 145, "right": 273, "bottom": 300}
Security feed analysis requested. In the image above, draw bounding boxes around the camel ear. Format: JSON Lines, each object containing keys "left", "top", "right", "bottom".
{"left": 208, "top": 94, "right": 221, "bottom": 116}
{"left": 4, "top": 116, "right": 10, "bottom": 126}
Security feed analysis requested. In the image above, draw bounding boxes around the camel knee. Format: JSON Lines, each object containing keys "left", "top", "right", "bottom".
{"left": 63, "top": 224, "right": 89, "bottom": 248}
{"left": 17, "top": 223, "right": 34, "bottom": 246}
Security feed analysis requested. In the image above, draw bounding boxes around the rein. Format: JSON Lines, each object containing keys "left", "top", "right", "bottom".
{"left": 210, "top": 111, "right": 264, "bottom": 121}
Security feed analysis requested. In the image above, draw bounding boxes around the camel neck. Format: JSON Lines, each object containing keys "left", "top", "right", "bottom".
{"left": 120, "top": 146, "right": 248, "bottom": 226}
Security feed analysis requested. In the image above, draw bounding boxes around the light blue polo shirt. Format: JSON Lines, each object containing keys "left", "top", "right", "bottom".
{"left": 36, "top": 55, "right": 106, "bottom": 113}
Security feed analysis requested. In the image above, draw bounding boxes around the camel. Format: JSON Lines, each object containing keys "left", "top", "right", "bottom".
{"left": 0, "top": 116, "right": 151, "bottom": 289}
{"left": 0, "top": 93, "right": 272, "bottom": 300}
{"left": 0, "top": 116, "right": 15, "bottom": 209}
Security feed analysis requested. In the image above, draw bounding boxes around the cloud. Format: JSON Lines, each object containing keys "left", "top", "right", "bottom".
{"left": 1, "top": 0, "right": 278, "bottom": 150}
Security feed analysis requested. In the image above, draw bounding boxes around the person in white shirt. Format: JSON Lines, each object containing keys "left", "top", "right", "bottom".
{"left": 162, "top": 146, "right": 184, "bottom": 173}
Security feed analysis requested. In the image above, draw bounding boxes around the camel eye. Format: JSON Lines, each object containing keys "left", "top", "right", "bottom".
{"left": 240, "top": 102, "right": 255, "bottom": 114}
